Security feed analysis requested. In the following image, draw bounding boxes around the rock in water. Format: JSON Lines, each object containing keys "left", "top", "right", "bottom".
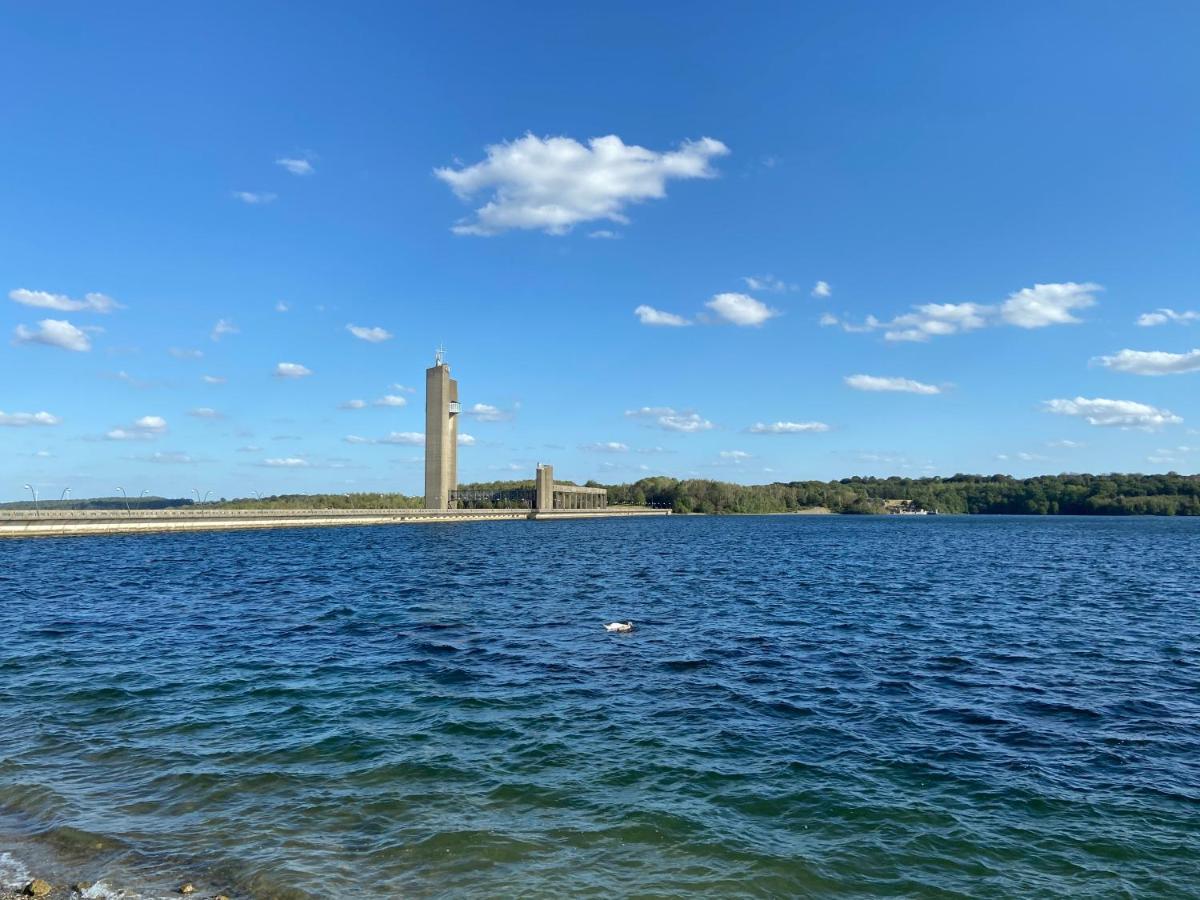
{"left": 23, "top": 881, "right": 52, "bottom": 897}
{"left": 178, "top": 883, "right": 196, "bottom": 895}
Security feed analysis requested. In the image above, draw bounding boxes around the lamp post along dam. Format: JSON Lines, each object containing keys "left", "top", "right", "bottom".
{"left": 0, "top": 350, "right": 669, "bottom": 538}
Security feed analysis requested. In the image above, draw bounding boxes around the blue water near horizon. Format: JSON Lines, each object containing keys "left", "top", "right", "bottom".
{"left": 1, "top": 516, "right": 1198, "bottom": 898}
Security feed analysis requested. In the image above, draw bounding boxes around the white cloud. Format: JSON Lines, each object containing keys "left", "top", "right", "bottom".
{"left": 211, "top": 318, "right": 238, "bottom": 341}
{"left": 705, "top": 292, "right": 778, "bottom": 326}
{"left": 347, "top": 324, "right": 393, "bottom": 343}
{"left": 188, "top": 407, "right": 222, "bottom": 419}
{"left": 263, "top": 457, "right": 310, "bottom": 467}
{"left": 748, "top": 421, "right": 830, "bottom": 434}
{"left": 105, "top": 415, "right": 168, "bottom": 441}
{"left": 344, "top": 431, "right": 425, "bottom": 446}
{"left": 634, "top": 305, "right": 690, "bottom": 327}
{"left": 466, "top": 402, "right": 511, "bottom": 422}
{"left": 811, "top": 280, "right": 832, "bottom": 299}
{"left": 819, "top": 313, "right": 839, "bottom": 327}
{"left": 276, "top": 157, "right": 314, "bottom": 176}
{"left": 390, "top": 384, "right": 417, "bottom": 394}
{"left": 1043, "top": 396, "right": 1182, "bottom": 430}
{"left": 1137, "top": 308, "right": 1199, "bottom": 327}
{"left": 275, "top": 362, "right": 312, "bottom": 378}
{"left": 844, "top": 374, "right": 942, "bottom": 395}
{"left": 170, "top": 347, "right": 204, "bottom": 360}
{"left": 719, "top": 450, "right": 751, "bottom": 460}
{"left": 581, "top": 441, "right": 629, "bottom": 453}
{"left": 373, "top": 394, "right": 407, "bottom": 407}
{"left": 275, "top": 301, "right": 290, "bottom": 313}
{"left": 135, "top": 451, "right": 197, "bottom": 465}
{"left": 625, "top": 406, "right": 714, "bottom": 433}
{"left": 340, "top": 399, "right": 367, "bottom": 410}
{"left": 9, "top": 288, "right": 121, "bottom": 313}
{"left": 837, "top": 282, "right": 1100, "bottom": 342}
{"left": 233, "top": 191, "right": 276, "bottom": 205}
{"left": 434, "top": 133, "right": 729, "bottom": 235}
{"left": 14, "top": 318, "right": 92, "bottom": 351}
{"left": 0, "top": 410, "right": 60, "bottom": 427}
{"left": 588, "top": 230, "right": 620, "bottom": 239}
{"left": 1094, "top": 348, "right": 1200, "bottom": 376}
{"left": 202, "top": 374, "right": 226, "bottom": 385}
{"left": 237, "top": 445, "right": 263, "bottom": 453}
{"left": 1048, "top": 439, "right": 1085, "bottom": 448}
{"left": 742, "top": 275, "right": 793, "bottom": 293}
{"left": 458, "top": 433, "right": 477, "bottom": 446}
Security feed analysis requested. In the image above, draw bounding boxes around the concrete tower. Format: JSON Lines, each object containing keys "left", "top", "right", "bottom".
{"left": 424, "top": 348, "right": 460, "bottom": 509}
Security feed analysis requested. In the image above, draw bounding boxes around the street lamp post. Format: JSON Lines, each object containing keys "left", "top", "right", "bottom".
{"left": 60, "top": 487, "right": 70, "bottom": 503}
{"left": 23, "top": 483, "right": 39, "bottom": 517}
{"left": 117, "top": 486, "right": 130, "bottom": 515}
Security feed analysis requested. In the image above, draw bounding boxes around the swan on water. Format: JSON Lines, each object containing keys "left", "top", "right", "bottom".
{"left": 604, "top": 621, "right": 634, "bottom": 633}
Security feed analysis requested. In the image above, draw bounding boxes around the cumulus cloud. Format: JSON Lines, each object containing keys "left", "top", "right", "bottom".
{"left": 634, "top": 305, "right": 690, "bottom": 327}
{"left": 14, "top": 318, "right": 92, "bottom": 351}
{"left": 1094, "top": 348, "right": 1200, "bottom": 376}
{"left": 1137, "top": 308, "right": 1199, "bottom": 327}
{"left": 434, "top": 133, "right": 729, "bottom": 235}
{"left": 373, "top": 394, "right": 408, "bottom": 407}
{"left": 346, "top": 324, "right": 393, "bottom": 343}
{"left": 811, "top": 280, "right": 832, "bottom": 299}
{"left": 1043, "top": 397, "right": 1182, "bottom": 430}
{"left": 275, "top": 362, "right": 312, "bottom": 378}
{"left": 844, "top": 374, "right": 942, "bottom": 395}
{"left": 705, "top": 292, "right": 778, "bottom": 326}
{"left": 458, "top": 433, "right": 477, "bottom": 446}
{"left": 0, "top": 410, "right": 60, "bottom": 427}
{"left": 211, "top": 318, "right": 238, "bottom": 341}
{"left": 581, "top": 441, "right": 629, "bottom": 453}
{"left": 465, "top": 402, "right": 512, "bottom": 422}
{"left": 742, "top": 275, "right": 794, "bottom": 293}
{"left": 233, "top": 191, "right": 276, "bottom": 205}
{"left": 832, "top": 282, "right": 1100, "bottom": 342}
{"left": 9, "top": 288, "right": 121, "bottom": 313}
{"left": 276, "top": 157, "right": 314, "bottom": 176}
{"left": 748, "top": 421, "right": 830, "bottom": 434}
{"left": 105, "top": 415, "right": 168, "bottom": 441}
{"left": 625, "top": 406, "right": 714, "bottom": 432}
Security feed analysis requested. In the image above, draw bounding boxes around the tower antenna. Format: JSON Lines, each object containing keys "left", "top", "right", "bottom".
{"left": 434, "top": 344, "right": 445, "bottom": 366}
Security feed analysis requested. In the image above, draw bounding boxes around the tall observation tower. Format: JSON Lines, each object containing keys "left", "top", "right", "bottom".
{"left": 424, "top": 347, "right": 460, "bottom": 509}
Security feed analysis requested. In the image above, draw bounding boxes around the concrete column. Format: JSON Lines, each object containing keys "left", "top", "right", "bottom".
{"left": 424, "top": 362, "right": 458, "bottom": 510}
{"left": 536, "top": 465, "right": 554, "bottom": 511}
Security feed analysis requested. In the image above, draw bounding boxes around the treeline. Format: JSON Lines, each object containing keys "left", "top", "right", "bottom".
{"left": 603, "top": 473, "right": 1200, "bottom": 516}
{"left": 0, "top": 496, "right": 188, "bottom": 511}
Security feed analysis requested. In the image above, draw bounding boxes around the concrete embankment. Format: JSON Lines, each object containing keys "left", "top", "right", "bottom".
{"left": 0, "top": 507, "right": 669, "bottom": 539}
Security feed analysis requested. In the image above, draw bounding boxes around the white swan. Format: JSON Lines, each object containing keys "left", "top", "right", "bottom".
{"left": 604, "top": 621, "right": 634, "bottom": 633}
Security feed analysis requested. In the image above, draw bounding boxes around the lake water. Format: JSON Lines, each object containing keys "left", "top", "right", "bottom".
{"left": 0, "top": 516, "right": 1197, "bottom": 898}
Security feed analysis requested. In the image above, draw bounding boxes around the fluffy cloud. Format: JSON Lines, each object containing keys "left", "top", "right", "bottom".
{"left": 211, "top": 318, "right": 238, "bottom": 341}
{"left": 1043, "top": 397, "right": 1182, "bottom": 430}
{"left": 465, "top": 402, "right": 512, "bottom": 422}
{"left": 0, "top": 410, "right": 60, "bottom": 427}
{"left": 1137, "top": 308, "right": 1199, "bottom": 327}
{"left": 275, "top": 362, "right": 312, "bottom": 378}
{"left": 625, "top": 406, "right": 714, "bottom": 432}
{"left": 1000, "top": 282, "right": 1099, "bottom": 328}
{"left": 705, "top": 292, "right": 778, "bottom": 326}
{"left": 276, "top": 157, "right": 314, "bottom": 176}
{"left": 106, "top": 415, "right": 168, "bottom": 441}
{"left": 14, "top": 318, "right": 92, "bottom": 351}
{"left": 1094, "top": 348, "right": 1200, "bottom": 376}
{"left": 634, "top": 305, "right": 690, "bottom": 327}
{"left": 373, "top": 395, "right": 407, "bottom": 407}
{"left": 435, "top": 133, "right": 729, "bottom": 235}
{"left": 830, "top": 282, "right": 1100, "bottom": 342}
{"left": 9, "top": 288, "right": 121, "bottom": 313}
{"left": 347, "top": 324, "right": 393, "bottom": 343}
{"left": 719, "top": 450, "right": 752, "bottom": 460}
{"left": 262, "top": 457, "right": 310, "bottom": 467}
{"left": 811, "top": 280, "right": 832, "bottom": 299}
{"left": 748, "top": 421, "right": 830, "bottom": 434}
{"left": 581, "top": 441, "right": 629, "bottom": 453}
{"left": 458, "top": 433, "right": 477, "bottom": 446}
{"left": 844, "top": 374, "right": 942, "bottom": 394}
{"left": 233, "top": 191, "right": 276, "bottom": 205}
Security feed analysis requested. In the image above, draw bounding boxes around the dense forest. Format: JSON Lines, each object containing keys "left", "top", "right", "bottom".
{"left": 4, "top": 474, "right": 1198, "bottom": 516}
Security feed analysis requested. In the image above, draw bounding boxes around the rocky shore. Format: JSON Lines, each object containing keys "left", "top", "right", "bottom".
{"left": 0, "top": 879, "right": 227, "bottom": 900}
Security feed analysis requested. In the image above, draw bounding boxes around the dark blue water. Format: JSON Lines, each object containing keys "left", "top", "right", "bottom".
{"left": 1, "top": 516, "right": 1198, "bottom": 898}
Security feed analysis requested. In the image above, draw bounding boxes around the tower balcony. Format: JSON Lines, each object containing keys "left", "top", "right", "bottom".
{"left": 448, "top": 401, "right": 461, "bottom": 414}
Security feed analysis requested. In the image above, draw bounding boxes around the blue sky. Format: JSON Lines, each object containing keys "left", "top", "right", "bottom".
{"left": 3, "top": 1, "right": 1200, "bottom": 501}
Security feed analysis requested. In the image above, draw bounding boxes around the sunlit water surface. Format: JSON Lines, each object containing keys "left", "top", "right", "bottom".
{"left": 1, "top": 516, "right": 1197, "bottom": 897}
